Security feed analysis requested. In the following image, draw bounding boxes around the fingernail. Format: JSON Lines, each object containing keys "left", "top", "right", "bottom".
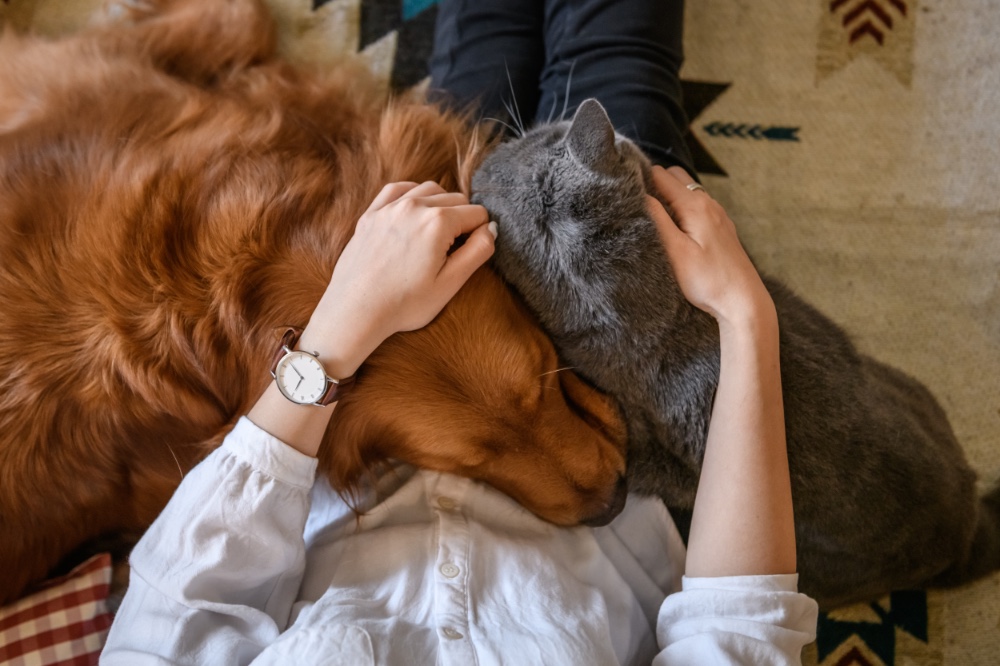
{"left": 488, "top": 221, "right": 498, "bottom": 239}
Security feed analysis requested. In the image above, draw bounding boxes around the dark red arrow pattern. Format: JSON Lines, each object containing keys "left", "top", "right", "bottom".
{"left": 830, "top": 0, "right": 908, "bottom": 46}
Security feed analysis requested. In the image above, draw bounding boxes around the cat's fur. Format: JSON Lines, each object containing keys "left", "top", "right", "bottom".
{"left": 473, "top": 99, "right": 1000, "bottom": 608}
{"left": 0, "top": 0, "right": 630, "bottom": 603}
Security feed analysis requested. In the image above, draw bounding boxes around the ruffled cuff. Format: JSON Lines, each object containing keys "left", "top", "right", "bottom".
{"left": 654, "top": 574, "right": 819, "bottom": 665}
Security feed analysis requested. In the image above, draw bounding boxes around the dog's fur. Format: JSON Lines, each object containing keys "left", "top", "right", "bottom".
{"left": 0, "top": 0, "right": 629, "bottom": 604}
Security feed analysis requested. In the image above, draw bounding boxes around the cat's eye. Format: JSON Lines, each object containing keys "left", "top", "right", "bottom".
{"left": 535, "top": 173, "right": 556, "bottom": 209}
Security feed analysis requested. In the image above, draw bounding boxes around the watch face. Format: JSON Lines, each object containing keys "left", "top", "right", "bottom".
{"left": 275, "top": 351, "right": 329, "bottom": 404}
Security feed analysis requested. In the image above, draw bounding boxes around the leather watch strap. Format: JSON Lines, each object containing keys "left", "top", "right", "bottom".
{"left": 316, "top": 370, "right": 356, "bottom": 406}
{"left": 269, "top": 327, "right": 303, "bottom": 377}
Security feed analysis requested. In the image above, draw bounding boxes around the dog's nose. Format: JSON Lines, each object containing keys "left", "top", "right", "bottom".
{"left": 580, "top": 474, "right": 628, "bottom": 527}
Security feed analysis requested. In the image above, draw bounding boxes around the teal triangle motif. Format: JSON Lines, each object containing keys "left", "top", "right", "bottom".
{"left": 403, "top": 0, "right": 438, "bottom": 21}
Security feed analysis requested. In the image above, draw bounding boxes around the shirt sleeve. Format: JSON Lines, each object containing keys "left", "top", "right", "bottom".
{"left": 653, "top": 574, "right": 819, "bottom": 665}
{"left": 101, "top": 417, "right": 319, "bottom": 666}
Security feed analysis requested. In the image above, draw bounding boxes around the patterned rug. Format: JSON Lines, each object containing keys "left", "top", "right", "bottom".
{"left": 3, "top": 1, "right": 998, "bottom": 663}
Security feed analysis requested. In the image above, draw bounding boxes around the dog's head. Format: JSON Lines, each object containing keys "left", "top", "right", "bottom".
{"left": 325, "top": 268, "right": 629, "bottom": 527}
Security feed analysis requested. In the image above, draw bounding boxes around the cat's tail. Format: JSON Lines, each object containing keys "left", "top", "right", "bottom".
{"left": 930, "top": 483, "right": 1000, "bottom": 588}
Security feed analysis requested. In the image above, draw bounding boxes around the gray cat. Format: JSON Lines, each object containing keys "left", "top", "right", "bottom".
{"left": 471, "top": 98, "right": 1000, "bottom": 608}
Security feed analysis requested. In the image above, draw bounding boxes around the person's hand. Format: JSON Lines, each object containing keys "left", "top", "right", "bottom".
{"left": 646, "top": 166, "right": 773, "bottom": 328}
{"left": 248, "top": 180, "right": 494, "bottom": 458}
{"left": 302, "top": 180, "right": 496, "bottom": 377}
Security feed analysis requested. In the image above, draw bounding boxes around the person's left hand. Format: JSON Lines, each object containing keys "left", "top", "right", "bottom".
{"left": 646, "top": 166, "right": 771, "bottom": 328}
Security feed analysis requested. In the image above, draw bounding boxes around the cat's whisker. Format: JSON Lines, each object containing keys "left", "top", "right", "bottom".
{"left": 470, "top": 185, "right": 539, "bottom": 194}
{"left": 539, "top": 366, "right": 576, "bottom": 378}
{"left": 546, "top": 96, "right": 559, "bottom": 125}
{"left": 503, "top": 64, "right": 526, "bottom": 137}
{"left": 501, "top": 98, "right": 526, "bottom": 139}
{"left": 165, "top": 442, "right": 183, "bottom": 481}
{"left": 501, "top": 98, "right": 518, "bottom": 134}
{"left": 484, "top": 116, "right": 520, "bottom": 139}
{"left": 559, "top": 59, "right": 577, "bottom": 123}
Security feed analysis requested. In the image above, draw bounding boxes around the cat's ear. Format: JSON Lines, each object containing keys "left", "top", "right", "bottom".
{"left": 565, "top": 99, "right": 617, "bottom": 173}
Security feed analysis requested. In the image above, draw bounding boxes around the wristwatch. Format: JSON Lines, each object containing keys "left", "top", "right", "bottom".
{"left": 269, "top": 327, "right": 355, "bottom": 406}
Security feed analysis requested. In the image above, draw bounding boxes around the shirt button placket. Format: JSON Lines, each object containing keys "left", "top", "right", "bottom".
{"left": 433, "top": 478, "right": 476, "bottom": 664}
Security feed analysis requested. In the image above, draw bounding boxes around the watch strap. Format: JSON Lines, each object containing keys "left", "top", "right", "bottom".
{"left": 316, "top": 371, "right": 356, "bottom": 406}
{"left": 270, "top": 327, "right": 356, "bottom": 406}
{"left": 269, "top": 327, "right": 303, "bottom": 377}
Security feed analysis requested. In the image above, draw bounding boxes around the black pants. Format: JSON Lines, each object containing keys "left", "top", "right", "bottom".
{"left": 429, "top": 0, "right": 693, "bottom": 173}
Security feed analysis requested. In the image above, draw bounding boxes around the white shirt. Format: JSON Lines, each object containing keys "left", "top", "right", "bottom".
{"left": 102, "top": 418, "right": 818, "bottom": 665}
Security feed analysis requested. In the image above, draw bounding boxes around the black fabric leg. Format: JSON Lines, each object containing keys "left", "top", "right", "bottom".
{"left": 428, "top": 0, "right": 545, "bottom": 135}
{"left": 430, "top": 0, "right": 693, "bottom": 173}
{"left": 536, "top": 0, "right": 693, "bottom": 172}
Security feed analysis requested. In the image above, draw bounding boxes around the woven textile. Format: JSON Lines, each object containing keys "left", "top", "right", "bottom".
{"left": 0, "top": 553, "right": 113, "bottom": 666}
{"left": 1, "top": 1, "right": 997, "bottom": 663}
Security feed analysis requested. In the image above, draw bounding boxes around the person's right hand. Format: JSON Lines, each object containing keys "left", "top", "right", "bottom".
{"left": 301, "top": 180, "right": 495, "bottom": 379}
{"left": 646, "top": 166, "right": 773, "bottom": 327}
{"left": 330, "top": 180, "right": 494, "bottom": 334}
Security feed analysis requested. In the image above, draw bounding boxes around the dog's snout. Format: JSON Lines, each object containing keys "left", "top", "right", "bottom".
{"left": 580, "top": 474, "right": 628, "bottom": 527}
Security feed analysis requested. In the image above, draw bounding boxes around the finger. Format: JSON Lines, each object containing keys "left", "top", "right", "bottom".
{"left": 666, "top": 165, "right": 711, "bottom": 199}
{"left": 368, "top": 181, "right": 419, "bottom": 211}
{"left": 653, "top": 167, "right": 713, "bottom": 223}
{"left": 414, "top": 191, "right": 470, "bottom": 209}
{"left": 651, "top": 167, "right": 702, "bottom": 220}
{"left": 665, "top": 165, "right": 697, "bottom": 186}
{"left": 652, "top": 165, "right": 691, "bottom": 202}
{"left": 437, "top": 222, "right": 496, "bottom": 290}
{"left": 443, "top": 204, "right": 490, "bottom": 236}
{"left": 399, "top": 180, "right": 448, "bottom": 200}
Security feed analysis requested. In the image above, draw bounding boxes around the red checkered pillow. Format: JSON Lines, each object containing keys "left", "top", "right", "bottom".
{"left": 0, "top": 553, "right": 113, "bottom": 666}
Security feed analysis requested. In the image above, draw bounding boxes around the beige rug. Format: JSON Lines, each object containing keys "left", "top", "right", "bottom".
{"left": 3, "top": 0, "right": 997, "bottom": 663}
{"left": 685, "top": 1, "right": 1000, "bottom": 663}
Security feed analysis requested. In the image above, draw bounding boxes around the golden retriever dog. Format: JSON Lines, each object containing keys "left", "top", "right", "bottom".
{"left": 0, "top": 0, "right": 628, "bottom": 604}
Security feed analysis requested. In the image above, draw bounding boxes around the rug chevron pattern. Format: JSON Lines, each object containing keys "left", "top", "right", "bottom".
{"left": 1, "top": 0, "right": 997, "bottom": 663}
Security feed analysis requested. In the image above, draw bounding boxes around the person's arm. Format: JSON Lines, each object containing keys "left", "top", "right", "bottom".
{"left": 102, "top": 181, "right": 495, "bottom": 664}
{"left": 648, "top": 166, "right": 794, "bottom": 576}
{"left": 646, "top": 166, "right": 816, "bottom": 664}
{"left": 248, "top": 180, "right": 497, "bottom": 457}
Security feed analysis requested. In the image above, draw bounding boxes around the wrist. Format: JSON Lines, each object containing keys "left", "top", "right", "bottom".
{"left": 716, "top": 294, "right": 778, "bottom": 344}
{"left": 297, "top": 304, "right": 388, "bottom": 380}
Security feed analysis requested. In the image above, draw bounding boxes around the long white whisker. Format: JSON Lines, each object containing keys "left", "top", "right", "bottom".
{"left": 546, "top": 95, "right": 559, "bottom": 124}
{"left": 165, "top": 443, "right": 183, "bottom": 481}
{"left": 501, "top": 98, "right": 520, "bottom": 136}
{"left": 539, "top": 366, "right": 577, "bottom": 378}
{"left": 560, "top": 60, "right": 577, "bottom": 122}
{"left": 485, "top": 116, "right": 520, "bottom": 138}
{"left": 504, "top": 63, "right": 526, "bottom": 136}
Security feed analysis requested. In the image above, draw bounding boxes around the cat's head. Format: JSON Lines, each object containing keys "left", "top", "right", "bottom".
{"left": 472, "top": 99, "right": 652, "bottom": 219}
{"left": 471, "top": 99, "right": 661, "bottom": 331}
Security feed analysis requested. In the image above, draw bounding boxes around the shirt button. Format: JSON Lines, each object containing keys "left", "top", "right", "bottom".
{"left": 437, "top": 496, "right": 458, "bottom": 510}
{"left": 439, "top": 563, "right": 460, "bottom": 578}
{"left": 441, "top": 627, "right": 464, "bottom": 640}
